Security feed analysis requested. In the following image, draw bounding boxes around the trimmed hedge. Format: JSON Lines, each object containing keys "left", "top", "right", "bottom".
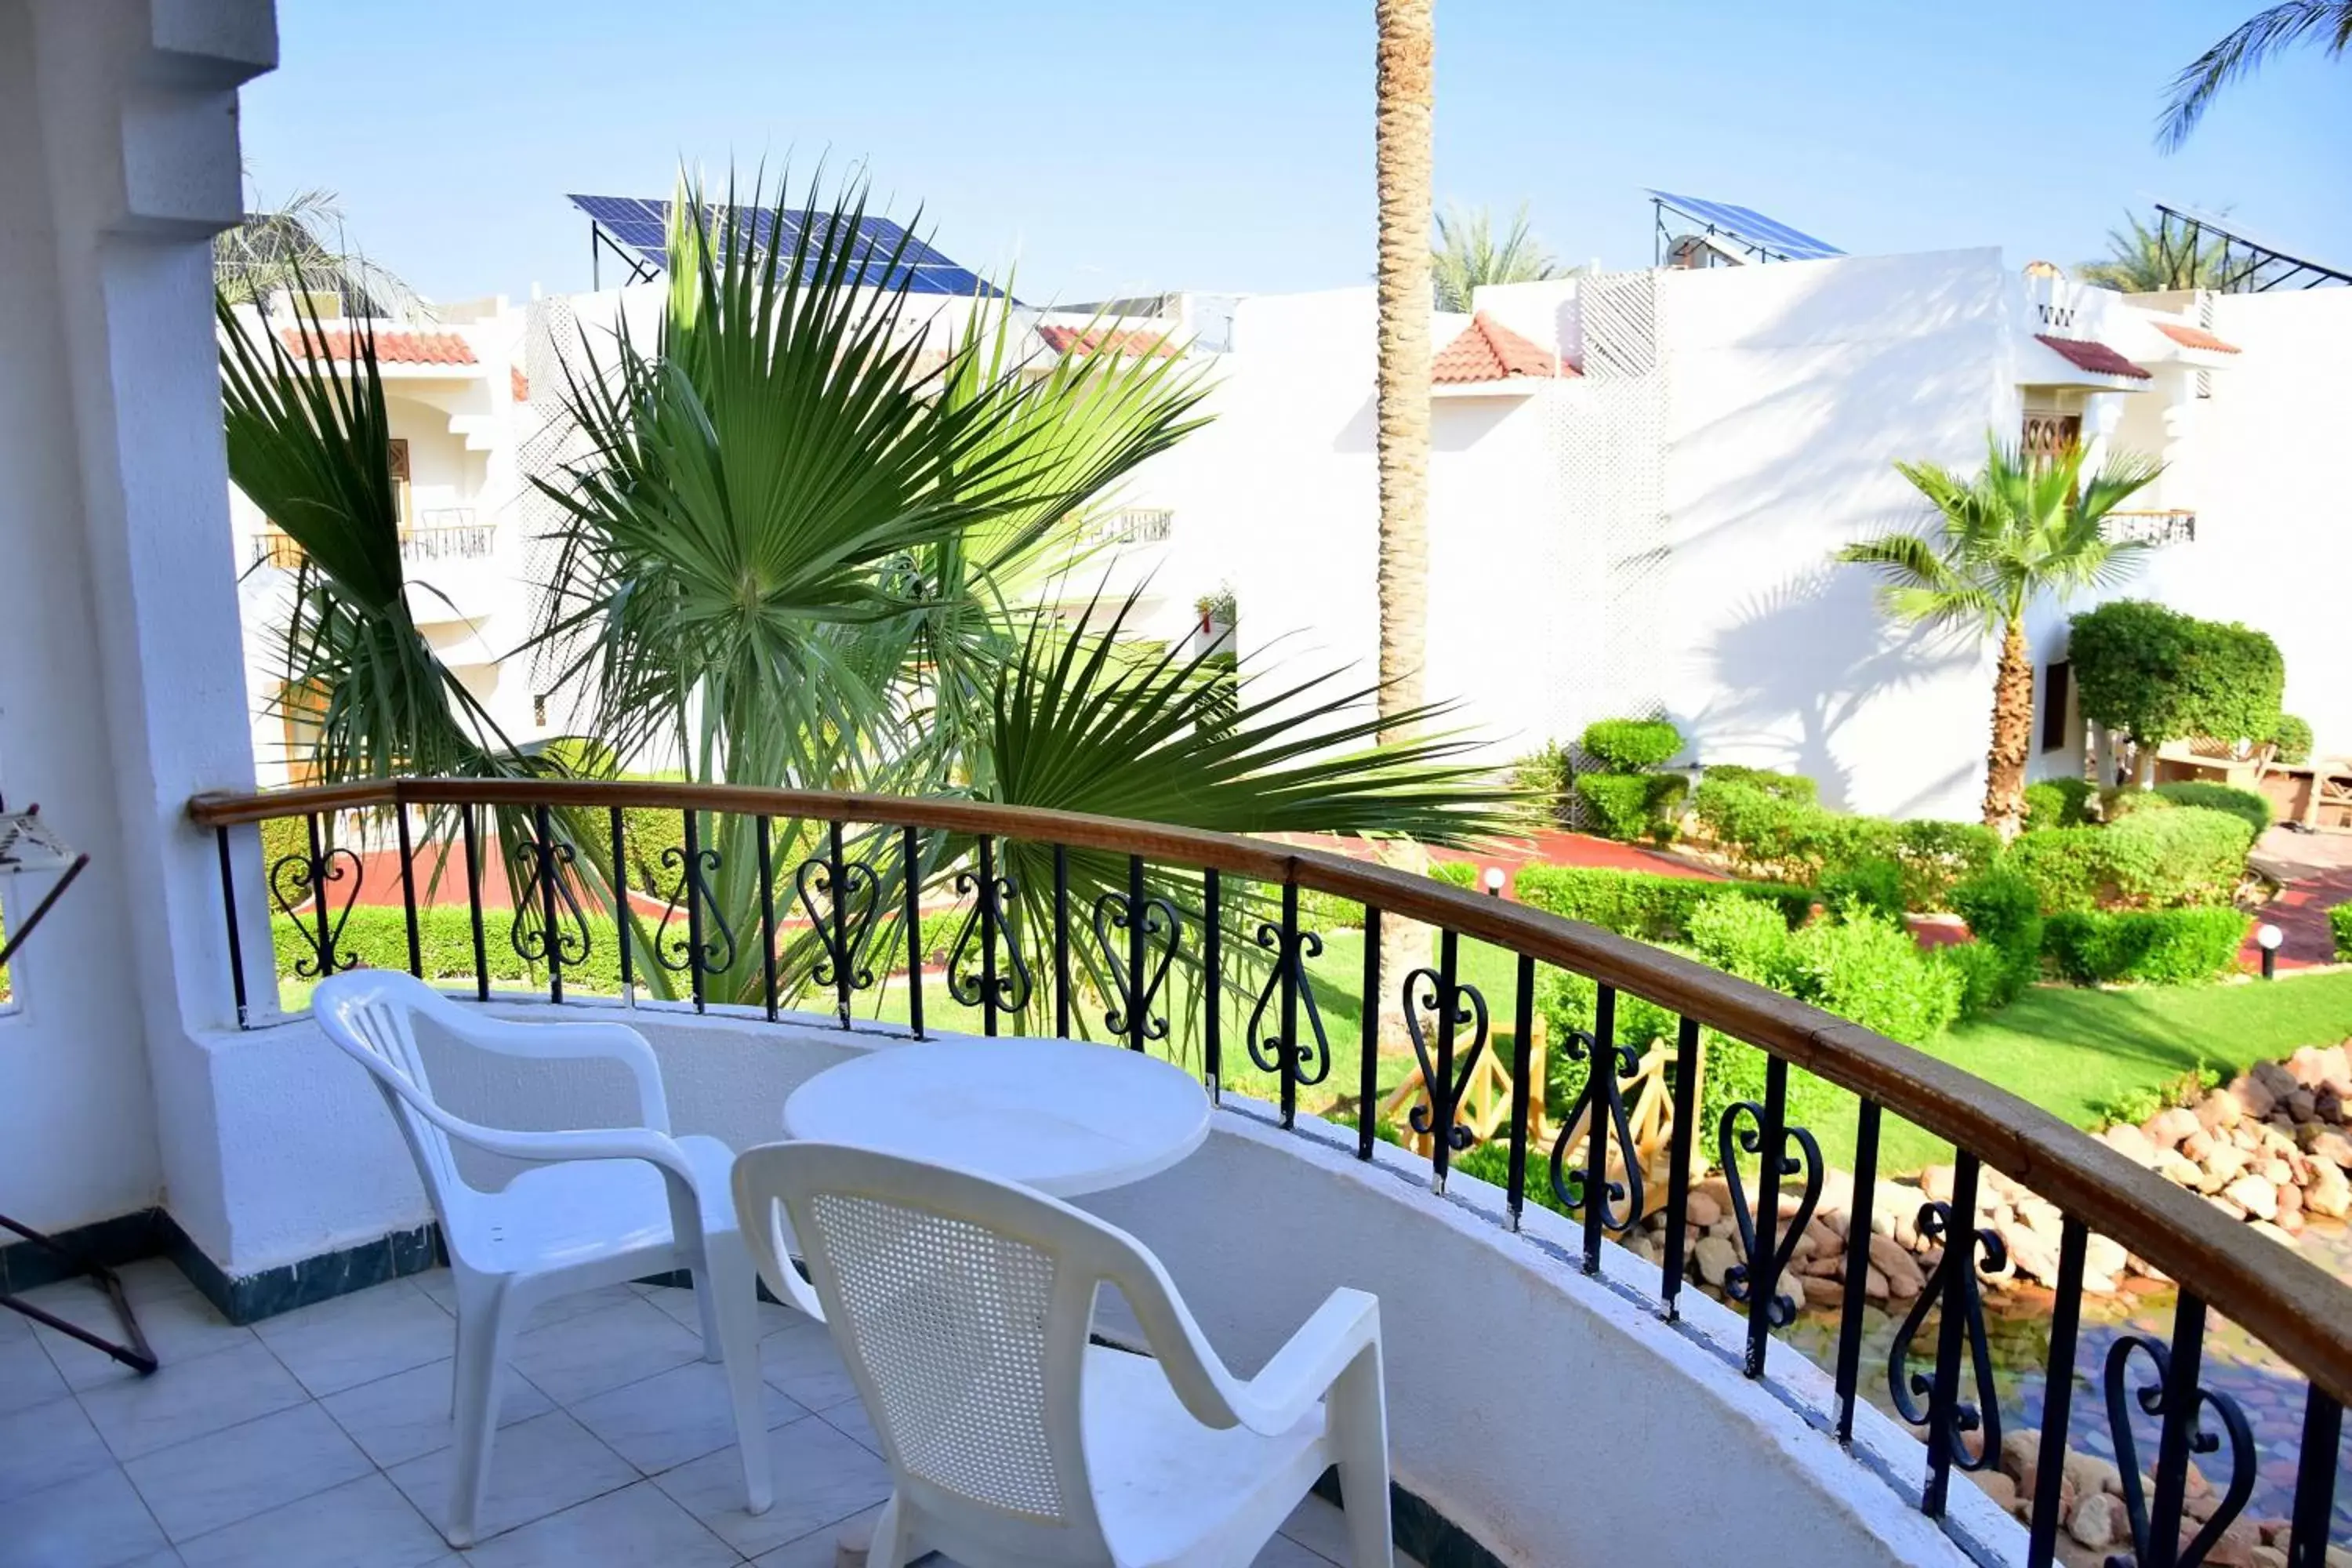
{"left": 1948, "top": 868, "right": 2044, "bottom": 1007}
{"left": 1889, "top": 819, "right": 2001, "bottom": 911}
{"left": 1512, "top": 865, "right": 1813, "bottom": 943}
{"left": 1698, "top": 765, "right": 1817, "bottom": 804}
{"left": 2069, "top": 599, "right": 2285, "bottom": 760}
{"left": 1817, "top": 857, "right": 1904, "bottom": 922}
{"left": 2333, "top": 902, "right": 2352, "bottom": 960}
{"left": 2022, "top": 778, "right": 2094, "bottom": 831}
{"left": 2153, "top": 781, "right": 2271, "bottom": 838}
{"left": 1430, "top": 860, "right": 1479, "bottom": 890}
{"left": 2005, "top": 808, "right": 2254, "bottom": 913}
{"left": 2042, "top": 907, "right": 2250, "bottom": 985}
{"left": 1573, "top": 773, "right": 1689, "bottom": 844}
{"left": 1579, "top": 719, "right": 1684, "bottom": 772}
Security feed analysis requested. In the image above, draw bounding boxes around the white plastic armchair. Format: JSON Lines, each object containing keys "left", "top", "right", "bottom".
{"left": 731, "top": 1140, "right": 1392, "bottom": 1568}
{"left": 312, "top": 971, "right": 771, "bottom": 1546}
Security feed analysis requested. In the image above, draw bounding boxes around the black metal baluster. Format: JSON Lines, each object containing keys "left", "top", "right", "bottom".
{"left": 304, "top": 813, "right": 332, "bottom": 978}
{"left": 2285, "top": 1388, "right": 2342, "bottom": 1568}
{"left": 1744, "top": 1057, "right": 1790, "bottom": 1379}
{"left": 902, "top": 826, "right": 924, "bottom": 1040}
{"left": 1277, "top": 880, "right": 1301, "bottom": 1127}
{"left": 756, "top": 817, "right": 779, "bottom": 1022}
{"left": 1053, "top": 844, "right": 1071, "bottom": 1039}
{"left": 1432, "top": 930, "right": 1461, "bottom": 1192}
{"left": 1661, "top": 1015, "right": 1700, "bottom": 1317}
{"left": 979, "top": 835, "right": 1000, "bottom": 1037}
{"left": 1123, "top": 855, "right": 1147, "bottom": 1051}
{"left": 608, "top": 807, "right": 633, "bottom": 1001}
{"left": 1506, "top": 954, "right": 1534, "bottom": 1229}
{"left": 214, "top": 826, "right": 248, "bottom": 1026}
{"left": 1581, "top": 985, "right": 1617, "bottom": 1272}
{"left": 2148, "top": 1294, "right": 2208, "bottom": 1568}
{"left": 395, "top": 804, "right": 422, "bottom": 978}
{"left": 826, "top": 822, "right": 851, "bottom": 1027}
{"left": 535, "top": 804, "right": 563, "bottom": 1004}
{"left": 682, "top": 810, "right": 706, "bottom": 1011}
{"left": 2104, "top": 1293, "right": 2256, "bottom": 1568}
{"left": 461, "top": 804, "right": 488, "bottom": 1001}
{"left": 1922, "top": 1151, "right": 1983, "bottom": 1517}
{"left": 1835, "top": 1098, "right": 1883, "bottom": 1442}
{"left": 2025, "top": 1221, "right": 2088, "bottom": 1568}
{"left": 1203, "top": 867, "right": 1223, "bottom": 1102}
{"left": 1356, "top": 906, "right": 1379, "bottom": 1157}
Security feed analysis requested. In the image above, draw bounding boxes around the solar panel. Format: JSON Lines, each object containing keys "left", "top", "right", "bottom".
{"left": 568, "top": 194, "right": 1007, "bottom": 298}
{"left": 1648, "top": 190, "right": 1845, "bottom": 262}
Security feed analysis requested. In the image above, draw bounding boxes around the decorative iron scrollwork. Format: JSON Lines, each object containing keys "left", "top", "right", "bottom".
{"left": 1887, "top": 1201, "right": 2007, "bottom": 1465}
{"left": 1718, "top": 1100, "right": 1825, "bottom": 1329}
{"left": 946, "top": 869, "right": 1030, "bottom": 1012}
{"left": 270, "top": 838, "right": 362, "bottom": 979}
{"left": 2103, "top": 1335, "right": 2256, "bottom": 1568}
{"left": 654, "top": 844, "right": 735, "bottom": 977}
{"left": 1548, "top": 1029, "right": 1645, "bottom": 1228}
{"left": 1091, "top": 889, "right": 1181, "bottom": 1042}
{"left": 1399, "top": 964, "right": 1489, "bottom": 1152}
{"left": 794, "top": 854, "right": 880, "bottom": 994}
{"left": 508, "top": 833, "right": 591, "bottom": 970}
{"left": 1243, "top": 919, "right": 1330, "bottom": 1085}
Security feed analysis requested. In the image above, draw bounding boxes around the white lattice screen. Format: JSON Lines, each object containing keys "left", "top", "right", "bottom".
{"left": 517, "top": 296, "right": 590, "bottom": 707}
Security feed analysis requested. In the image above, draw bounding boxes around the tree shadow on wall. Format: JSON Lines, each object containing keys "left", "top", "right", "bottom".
{"left": 1686, "top": 566, "right": 1978, "bottom": 812}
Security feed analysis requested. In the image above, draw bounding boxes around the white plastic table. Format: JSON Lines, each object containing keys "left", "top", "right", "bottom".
{"left": 781, "top": 1037, "right": 1212, "bottom": 1198}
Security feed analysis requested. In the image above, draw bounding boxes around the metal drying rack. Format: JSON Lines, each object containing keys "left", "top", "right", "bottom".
{"left": 0, "top": 799, "right": 157, "bottom": 1374}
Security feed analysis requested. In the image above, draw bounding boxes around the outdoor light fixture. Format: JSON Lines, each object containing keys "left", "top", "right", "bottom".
{"left": 1483, "top": 866, "right": 1506, "bottom": 897}
{"left": 2257, "top": 922, "right": 2284, "bottom": 980}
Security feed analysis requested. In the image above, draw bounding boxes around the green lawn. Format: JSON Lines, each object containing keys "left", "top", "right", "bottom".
{"left": 277, "top": 932, "right": 2352, "bottom": 1182}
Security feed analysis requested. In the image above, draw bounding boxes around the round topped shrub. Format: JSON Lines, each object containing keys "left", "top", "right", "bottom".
{"left": 1578, "top": 718, "right": 1684, "bottom": 772}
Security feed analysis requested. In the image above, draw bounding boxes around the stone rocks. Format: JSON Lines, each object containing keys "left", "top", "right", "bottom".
{"left": 2147, "top": 1105, "right": 2204, "bottom": 1148}
{"left": 2069, "top": 1492, "right": 2120, "bottom": 1550}
{"left": 1684, "top": 1189, "right": 1722, "bottom": 1229}
{"left": 2223, "top": 1174, "right": 2281, "bottom": 1221}
{"left": 2102, "top": 1123, "right": 2159, "bottom": 1167}
{"left": 1693, "top": 1235, "right": 1737, "bottom": 1288}
{"left": 2196, "top": 1089, "right": 2246, "bottom": 1133}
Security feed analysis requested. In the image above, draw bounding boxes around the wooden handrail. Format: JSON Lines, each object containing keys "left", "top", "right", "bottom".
{"left": 188, "top": 777, "right": 2352, "bottom": 1406}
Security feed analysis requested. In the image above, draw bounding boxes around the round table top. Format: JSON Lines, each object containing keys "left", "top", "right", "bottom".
{"left": 782, "top": 1037, "right": 1213, "bottom": 1198}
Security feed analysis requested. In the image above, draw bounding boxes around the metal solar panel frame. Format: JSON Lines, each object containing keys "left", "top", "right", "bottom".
{"left": 1647, "top": 190, "right": 1845, "bottom": 266}
{"left": 567, "top": 194, "right": 1007, "bottom": 299}
{"left": 2154, "top": 203, "right": 2349, "bottom": 293}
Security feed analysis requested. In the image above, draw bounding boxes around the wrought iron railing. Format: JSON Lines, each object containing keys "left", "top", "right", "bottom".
{"left": 187, "top": 779, "right": 2352, "bottom": 1564}
{"left": 1083, "top": 506, "right": 1174, "bottom": 546}
{"left": 2104, "top": 509, "right": 2197, "bottom": 547}
{"left": 251, "top": 516, "right": 495, "bottom": 571}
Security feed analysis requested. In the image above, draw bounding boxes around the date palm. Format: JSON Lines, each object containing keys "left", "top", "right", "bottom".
{"left": 2078, "top": 210, "right": 2234, "bottom": 293}
{"left": 1835, "top": 440, "right": 2161, "bottom": 839}
{"left": 1432, "top": 202, "right": 1567, "bottom": 313}
{"left": 2159, "top": 2, "right": 2352, "bottom": 149}
{"left": 1373, "top": 0, "right": 1438, "bottom": 1036}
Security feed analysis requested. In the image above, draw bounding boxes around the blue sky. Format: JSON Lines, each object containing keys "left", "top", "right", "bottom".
{"left": 241, "top": 1, "right": 2350, "bottom": 307}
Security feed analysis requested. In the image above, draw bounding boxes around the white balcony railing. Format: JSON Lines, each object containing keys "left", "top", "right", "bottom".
{"left": 2103, "top": 507, "right": 2196, "bottom": 546}
{"left": 251, "top": 511, "right": 495, "bottom": 571}
{"left": 1084, "top": 506, "right": 1174, "bottom": 546}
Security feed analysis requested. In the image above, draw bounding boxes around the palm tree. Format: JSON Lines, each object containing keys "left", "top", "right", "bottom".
{"left": 1431, "top": 203, "right": 1567, "bottom": 312}
{"left": 2159, "top": 2, "right": 2352, "bottom": 149}
{"left": 1373, "top": 0, "right": 1438, "bottom": 1037}
{"left": 2077, "top": 210, "right": 2234, "bottom": 292}
{"left": 216, "top": 183, "right": 423, "bottom": 319}
{"left": 1835, "top": 440, "right": 2161, "bottom": 839}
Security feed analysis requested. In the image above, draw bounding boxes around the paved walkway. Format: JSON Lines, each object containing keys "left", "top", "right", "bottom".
{"left": 1315, "top": 827, "right": 1725, "bottom": 898}
{"left": 2247, "top": 827, "right": 2352, "bottom": 972}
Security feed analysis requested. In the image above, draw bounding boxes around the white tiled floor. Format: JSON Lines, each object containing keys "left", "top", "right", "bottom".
{"left": 0, "top": 1261, "right": 1402, "bottom": 1568}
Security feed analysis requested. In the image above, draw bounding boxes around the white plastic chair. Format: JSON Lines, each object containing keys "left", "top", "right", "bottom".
{"left": 731, "top": 1140, "right": 1392, "bottom": 1568}
{"left": 312, "top": 971, "right": 771, "bottom": 1546}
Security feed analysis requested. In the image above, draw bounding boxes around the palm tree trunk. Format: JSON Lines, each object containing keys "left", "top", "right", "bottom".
{"left": 1373, "top": 0, "right": 1435, "bottom": 1044}
{"left": 1984, "top": 616, "right": 2034, "bottom": 839}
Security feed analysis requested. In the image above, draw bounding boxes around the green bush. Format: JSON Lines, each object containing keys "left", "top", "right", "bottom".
{"left": 260, "top": 815, "right": 310, "bottom": 867}
{"left": 1685, "top": 893, "right": 1808, "bottom": 993}
{"left": 2070, "top": 599, "right": 2285, "bottom": 758}
{"left": 2022, "top": 778, "right": 2094, "bottom": 831}
{"left": 1818, "top": 857, "right": 1904, "bottom": 923}
{"left": 2006, "top": 808, "right": 2253, "bottom": 912}
{"left": 2271, "top": 713, "right": 2314, "bottom": 766}
{"left": 2154, "top": 781, "right": 2272, "bottom": 838}
{"left": 2042, "top": 907, "right": 2250, "bottom": 985}
{"left": 1698, "top": 765, "right": 1817, "bottom": 804}
{"left": 1579, "top": 718, "right": 1684, "bottom": 772}
{"left": 1512, "top": 866, "right": 1813, "bottom": 942}
{"left": 2099, "top": 785, "right": 2173, "bottom": 822}
{"left": 1948, "top": 869, "right": 2044, "bottom": 1005}
{"left": 1512, "top": 742, "right": 1573, "bottom": 818}
{"left": 2333, "top": 903, "right": 2352, "bottom": 960}
{"left": 1934, "top": 939, "right": 2013, "bottom": 1022}
{"left": 1784, "top": 910, "right": 1963, "bottom": 1047}
{"left": 1429, "top": 860, "right": 1479, "bottom": 890}
{"left": 1573, "top": 773, "right": 1689, "bottom": 844}
{"left": 1296, "top": 886, "right": 1366, "bottom": 931}
{"left": 1889, "top": 819, "right": 2001, "bottom": 911}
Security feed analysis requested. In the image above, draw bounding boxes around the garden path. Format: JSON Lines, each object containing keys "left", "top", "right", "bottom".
{"left": 2247, "top": 827, "right": 2352, "bottom": 971}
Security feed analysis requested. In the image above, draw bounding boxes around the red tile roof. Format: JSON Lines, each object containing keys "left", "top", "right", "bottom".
{"left": 2034, "top": 333, "right": 2151, "bottom": 381}
{"left": 2153, "top": 321, "right": 2241, "bottom": 354}
{"left": 510, "top": 366, "right": 529, "bottom": 401}
{"left": 1036, "top": 323, "right": 1178, "bottom": 358}
{"left": 277, "top": 327, "right": 478, "bottom": 366}
{"left": 1433, "top": 313, "right": 1569, "bottom": 384}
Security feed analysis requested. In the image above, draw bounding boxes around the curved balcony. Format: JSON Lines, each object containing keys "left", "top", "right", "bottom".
{"left": 187, "top": 779, "right": 2352, "bottom": 1568}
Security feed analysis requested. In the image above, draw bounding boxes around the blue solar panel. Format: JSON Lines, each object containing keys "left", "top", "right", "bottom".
{"left": 568, "top": 194, "right": 1004, "bottom": 297}
{"left": 1648, "top": 190, "right": 1845, "bottom": 262}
